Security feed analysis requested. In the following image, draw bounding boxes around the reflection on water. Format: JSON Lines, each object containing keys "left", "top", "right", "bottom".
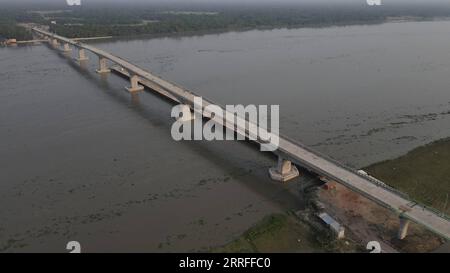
{"left": 1, "top": 21, "right": 450, "bottom": 252}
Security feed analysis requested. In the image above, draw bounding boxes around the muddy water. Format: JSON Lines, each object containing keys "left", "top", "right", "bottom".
{"left": 1, "top": 20, "right": 450, "bottom": 252}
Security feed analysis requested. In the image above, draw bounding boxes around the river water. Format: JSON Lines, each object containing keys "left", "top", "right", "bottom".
{"left": 1, "top": 21, "right": 450, "bottom": 252}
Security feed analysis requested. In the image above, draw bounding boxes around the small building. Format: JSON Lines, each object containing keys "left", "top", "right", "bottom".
{"left": 317, "top": 212, "right": 345, "bottom": 239}
{"left": 51, "top": 21, "right": 57, "bottom": 25}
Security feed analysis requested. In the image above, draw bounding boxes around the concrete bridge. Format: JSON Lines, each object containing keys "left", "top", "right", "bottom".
{"left": 16, "top": 36, "right": 113, "bottom": 45}
{"left": 32, "top": 27, "right": 450, "bottom": 242}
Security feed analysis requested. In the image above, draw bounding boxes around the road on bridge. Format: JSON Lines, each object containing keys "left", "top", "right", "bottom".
{"left": 32, "top": 28, "right": 450, "bottom": 241}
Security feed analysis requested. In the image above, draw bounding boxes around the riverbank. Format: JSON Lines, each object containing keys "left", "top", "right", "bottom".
{"left": 5, "top": 1, "right": 450, "bottom": 42}
{"left": 216, "top": 138, "right": 450, "bottom": 253}
{"left": 366, "top": 138, "right": 450, "bottom": 215}
{"left": 43, "top": 16, "right": 447, "bottom": 42}
{"left": 213, "top": 212, "right": 362, "bottom": 253}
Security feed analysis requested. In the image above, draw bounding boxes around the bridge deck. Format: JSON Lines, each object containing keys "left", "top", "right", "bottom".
{"left": 32, "top": 28, "right": 450, "bottom": 240}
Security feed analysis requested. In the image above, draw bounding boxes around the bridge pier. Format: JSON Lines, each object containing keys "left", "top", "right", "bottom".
{"left": 125, "top": 74, "right": 144, "bottom": 92}
{"left": 51, "top": 39, "right": 59, "bottom": 48}
{"left": 96, "top": 57, "right": 111, "bottom": 74}
{"left": 398, "top": 216, "right": 410, "bottom": 240}
{"left": 63, "top": 43, "right": 71, "bottom": 53}
{"left": 77, "top": 48, "right": 89, "bottom": 62}
{"left": 269, "top": 156, "right": 299, "bottom": 182}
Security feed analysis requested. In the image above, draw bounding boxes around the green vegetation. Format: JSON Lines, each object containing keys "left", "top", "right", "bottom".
{"left": 217, "top": 137, "right": 450, "bottom": 253}
{"left": 47, "top": 6, "right": 384, "bottom": 38}
{"left": 0, "top": 9, "right": 34, "bottom": 40}
{"left": 45, "top": 4, "right": 450, "bottom": 38}
{"left": 0, "top": 24, "right": 32, "bottom": 41}
{"left": 214, "top": 212, "right": 361, "bottom": 253}
{"left": 367, "top": 138, "right": 450, "bottom": 215}
{"left": 3, "top": 3, "right": 450, "bottom": 40}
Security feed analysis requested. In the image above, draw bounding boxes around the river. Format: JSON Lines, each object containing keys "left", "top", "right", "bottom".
{"left": 1, "top": 20, "right": 450, "bottom": 252}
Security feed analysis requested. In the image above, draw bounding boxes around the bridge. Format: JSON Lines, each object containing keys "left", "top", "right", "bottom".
{"left": 32, "top": 27, "right": 450, "bottom": 241}
{"left": 15, "top": 36, "right": 113, "bottom": 45}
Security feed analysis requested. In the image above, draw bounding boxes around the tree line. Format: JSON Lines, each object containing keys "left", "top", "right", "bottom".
{"left": 2, "top": 3, "right": 450, "bottom": 40}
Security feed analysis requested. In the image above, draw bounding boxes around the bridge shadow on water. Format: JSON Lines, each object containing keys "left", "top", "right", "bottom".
{"left": 49, "top": 44, "right": 321, "bottom": 212}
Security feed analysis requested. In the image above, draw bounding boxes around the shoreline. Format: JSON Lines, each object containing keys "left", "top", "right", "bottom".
{"left": 86, "top": 17, "right": 444, "bottom": 43}
{"left": 366, "top": 137, "right": 450, "bottom": 216}
{"left": 216, "top": 137, "right": 450, "bottom": 253}
{"left": 7, "top": 17, "right": 449, "bottom": 46}
{"left": 18, "top": 16, "right": 448, "bottom": 45}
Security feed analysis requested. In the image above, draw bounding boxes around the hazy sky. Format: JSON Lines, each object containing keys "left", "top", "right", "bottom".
{"left": 1, "top": 0, "right": 449, "bottom": 8}
{"left": 1, "top": 0, "right": 449, "bottom": 3}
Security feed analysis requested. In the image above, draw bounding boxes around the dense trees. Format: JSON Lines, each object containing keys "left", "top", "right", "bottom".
{"left": 0, "top": 9, "right": 33, "bottom": 40}
{"left": 2, "top": 3, "right": 450, "bottom": 40}
{"left": 44, "top": 4, "right": 450, "bottom": 38}
{"left": 48, "top": 6, "right": 390, "bottom": 38}
{"left": 0, "top": 24, "right": 32, "bottom": 40}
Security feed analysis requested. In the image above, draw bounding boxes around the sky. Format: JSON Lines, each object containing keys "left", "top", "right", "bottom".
{"left": 1, "top": 0, "right": 449, "bottom": 8}
{"left": 0, "top": 0, "right": 449, "bottom": 4}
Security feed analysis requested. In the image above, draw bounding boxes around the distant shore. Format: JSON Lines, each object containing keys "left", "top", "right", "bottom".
{"left": 50, "top": 16, "right": 450, "bottom": 45}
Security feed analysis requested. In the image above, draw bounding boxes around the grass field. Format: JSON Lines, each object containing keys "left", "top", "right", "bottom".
{"left": 216, "top": 138, "right": 450, "bottom": 252}
{"left": 366, "top": 138, "right": 450, "bottom": 215}
{"left": 214, "top": 212, "right": 361, "bottom": 253}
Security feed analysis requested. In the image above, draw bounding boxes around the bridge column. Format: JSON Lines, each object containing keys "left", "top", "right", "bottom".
{"left": 63, "top": 43, "right": 71, "bottom": 53}
{"left": 96, "top": 57, "right": 111, "bottom": 74}
{"left": 269, "top": 156, "right": 299, "bottom": 182}
{"left": 51, "top": 39, "right": 59, "bottom": 48}
{"left": 397, "top": 216, "right": 410, "bottom": 240}
{"left": 125, "top": 74, "right": 144, "bottom": 92}
{"left": 77, "top": 48, "right": 88, "bottom": 62}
